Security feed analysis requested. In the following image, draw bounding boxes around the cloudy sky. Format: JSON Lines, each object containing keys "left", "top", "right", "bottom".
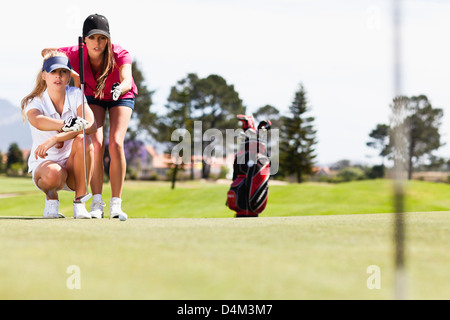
{"left": 1, "top": 0, "right": 449, "bottom": 165}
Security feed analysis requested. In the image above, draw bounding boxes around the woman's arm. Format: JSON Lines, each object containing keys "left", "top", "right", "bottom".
{"left": 78, "top": 102, "right": 97, "bottom": 135}
{"left": 41, "top": 48, "right": 59, "bottom": 57}
{"left": 33, "top": 131, "right": 79, "bottom": 159}
{"left": 117, "top": 64, "right": 133, "bottom": 94}
{"left": 27, "top": 109, "right": 65, "bottom": 131}
{"left": 31, "top": 106, "right": 95, "bottom": 160}
{"left": 27, "top": 105, "right": 95, "bottom": 135}
{"left": 71, "top": 69, "right": 81, "bottom": 88}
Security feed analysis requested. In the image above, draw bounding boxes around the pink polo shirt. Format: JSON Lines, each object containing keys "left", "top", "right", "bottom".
{"left": 59, "top": 44, "right": 138, "bottom": 101}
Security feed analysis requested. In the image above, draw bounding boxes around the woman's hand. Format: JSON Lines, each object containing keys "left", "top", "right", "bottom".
{"left": 61, "top": 116, "right": 89, "bottom": 132}
{"left": 34, "top": 136, "right": 57, "bottom": 159}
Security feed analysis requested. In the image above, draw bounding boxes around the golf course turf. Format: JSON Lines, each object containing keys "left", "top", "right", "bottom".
{"left": 0, "top": 177, "right": 449, "bottom": 299}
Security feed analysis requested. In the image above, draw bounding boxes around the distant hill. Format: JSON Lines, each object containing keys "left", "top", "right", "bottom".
{"left": 0, "top": 99, "right": 32, "bottom": 152}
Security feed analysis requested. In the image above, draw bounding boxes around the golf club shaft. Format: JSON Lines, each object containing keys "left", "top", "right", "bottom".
{"left": 79, "top": 37, "right": 89, "bottom": 197}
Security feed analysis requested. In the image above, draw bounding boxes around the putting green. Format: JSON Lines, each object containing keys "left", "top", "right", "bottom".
{"left": 0, "top": 212, "right": 449, "bottom": 299}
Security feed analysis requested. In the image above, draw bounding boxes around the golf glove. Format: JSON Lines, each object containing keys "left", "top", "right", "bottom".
{"left": 61, "top": 116, "right": 89, "bottom": 132}
{"left": 111, "top": 82, "right": 122, "bottom": 101}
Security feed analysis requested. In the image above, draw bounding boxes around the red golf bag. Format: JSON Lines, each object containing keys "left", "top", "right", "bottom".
{"left": 227, "top": 115, "right": 271, "bottom": 217}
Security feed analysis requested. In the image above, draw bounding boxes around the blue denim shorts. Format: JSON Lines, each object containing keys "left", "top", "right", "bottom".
{"left": 86, "top": 96, "right": 135, "bottom": 110}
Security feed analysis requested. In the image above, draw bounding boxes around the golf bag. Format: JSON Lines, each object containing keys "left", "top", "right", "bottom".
{"left": 227, "top": 115, "right": 271, "bottom": 217}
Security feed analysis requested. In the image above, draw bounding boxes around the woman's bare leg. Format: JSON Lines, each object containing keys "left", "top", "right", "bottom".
{"left": 33, "top": 161, "right": 67, "bottom": 200}
{"left": 89, "top": 105, "right": 107, "bottom": 196}
{"left": 108, "top": 106, "right": 132, "bottom": 198}
{"left": 65, "top": 134, "right": 94, "bottom": 198}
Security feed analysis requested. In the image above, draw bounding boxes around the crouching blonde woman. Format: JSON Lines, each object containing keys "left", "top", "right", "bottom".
{"left": 21, "top": 51, "right": 97, "bottom": 219}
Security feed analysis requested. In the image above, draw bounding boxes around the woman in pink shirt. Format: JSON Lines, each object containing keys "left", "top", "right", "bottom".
{"left": 42, "top": 14, "right": 138, "bottom": 220}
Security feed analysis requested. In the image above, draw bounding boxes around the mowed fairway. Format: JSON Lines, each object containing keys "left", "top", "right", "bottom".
{"left": 1, "top": 213, "right": 449, "bottom": 299}
{"left": 0, "top": 177, "right": 449, "bottom": 299}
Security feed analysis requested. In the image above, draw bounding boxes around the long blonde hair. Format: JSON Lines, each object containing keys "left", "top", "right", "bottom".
{"left": 93, "top": 37, "right": 115, "bottom": 99}
{"left": 20, "top": 51, "right": 70, "bottom": 122}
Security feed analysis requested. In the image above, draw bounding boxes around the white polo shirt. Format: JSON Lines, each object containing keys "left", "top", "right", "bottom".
{"left": 26, "top": 86, "right": 85, "bottom": 173}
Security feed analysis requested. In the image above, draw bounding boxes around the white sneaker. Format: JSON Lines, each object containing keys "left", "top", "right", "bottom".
{"left": 73, "top": 202, "right": 91, "bottom": 219}
{"left": 90, "top": 199, "right": 106, "bottom": 219}
{"left": 43, "top": 200, "right": 65, "bottom": 219}
{"left": 110, "top": 197, "right": 128, "bottom": 220}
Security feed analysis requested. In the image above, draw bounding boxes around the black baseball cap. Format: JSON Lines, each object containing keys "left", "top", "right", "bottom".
{"left": 83, "top": 14, "right": 110, "bottom": 38}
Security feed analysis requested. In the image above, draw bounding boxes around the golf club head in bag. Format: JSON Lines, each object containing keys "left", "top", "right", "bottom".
{"left": 257, "top": 119, "right": 272, "bottom": 131}
{"left": 237, "top": 114, "right": 256, "bottom": 132}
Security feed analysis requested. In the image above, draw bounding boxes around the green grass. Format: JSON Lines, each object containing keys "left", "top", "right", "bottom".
{"left": 1, "top": 176, "right": 449, "bottom": 218}
{"left": 0, "top": 213, "right": 449, "bottom": 299}
{"left": 0, "top": 176, "right": 449, "bottom": 299}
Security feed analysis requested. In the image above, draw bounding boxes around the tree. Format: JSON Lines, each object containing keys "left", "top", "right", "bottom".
{"left": 166, "top": 74, "right": 245, "bottom": 179}
{"left": 7, "top": 142, "right": 23, "bottom": 169}
{"left": 0, "top": 151, "right": 4, "bottom": 173}
{"left": 404, "top": 95, "right": 444, "bottom": 179}
{"left": 366, "top": 124, "right": 390, "bottom": 165}
{"left": 194, "top": 74, "right": 245, "bottom": 131}
{"left": 254, "top": 104, "right": 281, "bottom": 129}
{"left": 129, "top": 60, "right": 157, "bottom": 138}
{"left": 337, "top": 166, "right": 366, "bottom": 182}
{"left": 280, "top": 83, "right": 318, "bottom": 183}
{"left": 383, "top": 95, "right": 445, "bottom": 179}
{"left": 157, "top": 73, "right": 199, "bottom": 187}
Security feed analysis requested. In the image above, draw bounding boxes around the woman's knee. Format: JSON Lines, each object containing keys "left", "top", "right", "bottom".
{"left": 37, "top": 166, "right": 66, "bottom": 189}
{"left": 108, "top": 138, "right": 124, "bottom": 157}
{"left": 71, "top": 134, "right": 84, "bottom": 150}
{"left": 72, "top": 134, "right": 93, "bottom": 152}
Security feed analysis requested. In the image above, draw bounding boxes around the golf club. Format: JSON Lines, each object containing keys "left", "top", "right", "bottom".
{"left": 74, "top": 36, "right": 91, "bottom": 204}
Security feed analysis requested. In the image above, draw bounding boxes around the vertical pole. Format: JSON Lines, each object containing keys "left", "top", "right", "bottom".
{"left": 79, "top": 36, "right": 89, "bottom": 196}
{"left": 392, "top": 0, "right": 406, "bottom": 300}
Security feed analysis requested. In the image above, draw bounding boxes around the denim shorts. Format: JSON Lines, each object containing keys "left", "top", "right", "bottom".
{"left": 86, "top": 96, "right": 135, "bottom": 110}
